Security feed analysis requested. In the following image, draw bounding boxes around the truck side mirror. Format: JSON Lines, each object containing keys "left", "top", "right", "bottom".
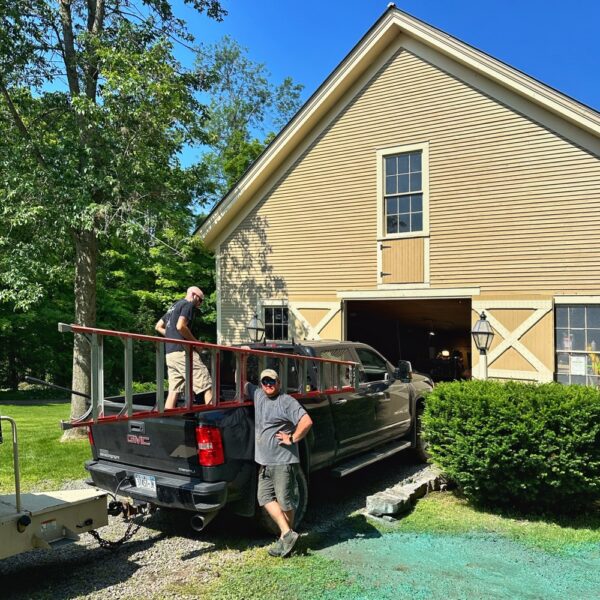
{"left": 395, "top": 360, "right": 413, "bottom": 382}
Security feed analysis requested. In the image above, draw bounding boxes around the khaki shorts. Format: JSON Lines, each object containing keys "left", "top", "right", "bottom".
{"left": 257, "top": 464, "right": 300, "bottom": 511}
{"left": 166, "top": 350, "right": 212, "bottom": 395}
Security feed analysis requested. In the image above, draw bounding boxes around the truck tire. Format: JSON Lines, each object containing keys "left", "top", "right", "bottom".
{"left": 413, "top": 402, "right": 429, "bottom": 463}
{"left": 257, "top": 465, "right": 309, "bottom": 535}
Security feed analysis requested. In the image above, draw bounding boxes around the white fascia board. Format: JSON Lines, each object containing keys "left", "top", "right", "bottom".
{"left": 338, "top": 287, "right": 480, "bottom": 300}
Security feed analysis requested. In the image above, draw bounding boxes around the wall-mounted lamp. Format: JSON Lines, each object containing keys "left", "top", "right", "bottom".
{"left": 246, "top": 313, "right": 265, "bottom": 344}
{"left": 471, "top": 311, "right": 495, "bottom": 380}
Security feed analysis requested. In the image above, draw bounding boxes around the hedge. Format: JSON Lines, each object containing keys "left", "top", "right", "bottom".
{"left": 423, "top": 380, "right": 600, "bottom": 513}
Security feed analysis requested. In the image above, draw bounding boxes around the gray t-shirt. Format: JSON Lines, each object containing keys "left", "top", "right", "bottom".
{"left": 248, "top": 384, "right": 308, "bottom": 466}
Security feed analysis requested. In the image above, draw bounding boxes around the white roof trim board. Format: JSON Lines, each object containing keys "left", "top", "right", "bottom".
{"left": 199, "top": 5, "right": 600, "bottom": 248}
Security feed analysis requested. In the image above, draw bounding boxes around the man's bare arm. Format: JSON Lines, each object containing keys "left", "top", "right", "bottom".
{"left": 155, "top": 318, "right": 166, "bottom": 336}
{"left": 276, "top": 413, "right": 313, "bottom": 446}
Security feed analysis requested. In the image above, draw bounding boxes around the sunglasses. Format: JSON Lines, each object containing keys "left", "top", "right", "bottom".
{"left": 261, "top": 377, "right": 277, "bottom": 387}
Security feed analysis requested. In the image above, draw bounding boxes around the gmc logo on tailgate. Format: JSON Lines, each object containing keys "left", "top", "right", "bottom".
{"left": 127, "top": 434, "right": 150, "bottom": 446}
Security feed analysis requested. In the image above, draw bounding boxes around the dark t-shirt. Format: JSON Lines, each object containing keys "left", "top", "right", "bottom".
{"left": 247, "top": 383, "right": 307, "bottom": 466}
{"left": 161, "top": 299, "right": 195, "bottom": 354}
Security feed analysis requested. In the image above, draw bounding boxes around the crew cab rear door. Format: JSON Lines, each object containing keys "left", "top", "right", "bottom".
{"left": 318, "top": 347, "right": 378, "bottom": 458}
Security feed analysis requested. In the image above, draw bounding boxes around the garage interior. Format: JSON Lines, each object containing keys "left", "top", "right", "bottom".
{"left": 345, "top": 298, "right": 472, "bottom": 381}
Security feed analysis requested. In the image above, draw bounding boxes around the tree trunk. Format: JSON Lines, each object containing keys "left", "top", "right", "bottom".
{"left": 7, "top": 342, "right": 18, "bottom": 391}
{"left": 62, "top": 228, "right": 97, "bottom": 441}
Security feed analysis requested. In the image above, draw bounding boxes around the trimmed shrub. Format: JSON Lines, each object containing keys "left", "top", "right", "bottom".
{"left": 423, "top": 380, "right": 600, "bottom": 513}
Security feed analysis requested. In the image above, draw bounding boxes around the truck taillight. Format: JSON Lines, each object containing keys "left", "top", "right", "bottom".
{"left": 195, "top": 425, "right": 224, "bottom": 467}
{"left": 87, "top": 426, "right": 94, "bottom": 447}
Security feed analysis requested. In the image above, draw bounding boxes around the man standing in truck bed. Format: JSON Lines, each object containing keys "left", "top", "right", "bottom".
{"left": 155, "top": 286, "right": 213, "bottom": 409}
{"left": 245, "top": 368, "right": 313, "bottom": 558}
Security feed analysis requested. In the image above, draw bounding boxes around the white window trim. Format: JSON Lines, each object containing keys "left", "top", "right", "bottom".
{"left": 554, "top": 296, "right": 600, "bottom": 304}
{"left": 376, "top": 141, "right": 430, "bottom": 240}
{"left": 258, "top": 298, "right": 291, "bottom": 341}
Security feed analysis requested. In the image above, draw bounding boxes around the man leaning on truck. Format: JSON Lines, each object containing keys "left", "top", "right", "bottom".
{"left": 245, "top": 368, "right": 313, "bottom": 558}
{"left": 155, "top": 286, "right": 213, "bottom": 409}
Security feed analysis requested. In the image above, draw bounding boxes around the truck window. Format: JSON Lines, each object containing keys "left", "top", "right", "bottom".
{"left": 355, "top": 347, "right": 389, "bottom": 383}
{"left": 318, "top": 348, "right": 354, "bottom": 388}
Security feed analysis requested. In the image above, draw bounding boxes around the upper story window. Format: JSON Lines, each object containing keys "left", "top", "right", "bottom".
{"left": 264, "top": 306, "right": 289, "bottom": 340}
{"left": 377, "top": 142, "right": 429, "bottom": 239}
{"left": 385, "top": 151, "right": 423, "bottom": 235}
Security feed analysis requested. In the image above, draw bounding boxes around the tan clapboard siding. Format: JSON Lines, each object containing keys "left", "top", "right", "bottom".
{"left": 219, "top": 47, "right": 600, "bottom": 342}
{"left": 381, "top": 238, "right": 424, "bottom": 283}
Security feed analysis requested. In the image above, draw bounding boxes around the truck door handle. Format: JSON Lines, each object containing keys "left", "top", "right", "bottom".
{"left": 332, "top": 398, "right": 347, "bottom": 405}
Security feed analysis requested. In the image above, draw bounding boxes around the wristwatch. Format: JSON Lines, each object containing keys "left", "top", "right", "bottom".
{"left": 289, "top": 433, "right": 294, "bottom": 444}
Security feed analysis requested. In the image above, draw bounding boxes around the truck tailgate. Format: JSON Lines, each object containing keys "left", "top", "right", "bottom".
{"left": 91, "top": 415, "right": 201, "bottom": 477}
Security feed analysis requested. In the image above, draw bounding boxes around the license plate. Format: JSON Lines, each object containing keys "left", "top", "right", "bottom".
{"left": 134, "top": 473, "right": 156, "bottom": 493}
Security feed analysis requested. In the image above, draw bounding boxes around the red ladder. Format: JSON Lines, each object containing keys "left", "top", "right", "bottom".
{"left": 58, "top": 323, "right": 358, "bottom": 429}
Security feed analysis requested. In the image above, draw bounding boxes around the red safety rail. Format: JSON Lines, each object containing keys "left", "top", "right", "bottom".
{"left": 58, "top": 323, "right": 358, "bottom": 429}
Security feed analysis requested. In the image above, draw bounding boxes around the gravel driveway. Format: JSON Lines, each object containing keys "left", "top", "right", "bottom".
{"left": 0, "top": 455, "right": 426, "bottom": 599}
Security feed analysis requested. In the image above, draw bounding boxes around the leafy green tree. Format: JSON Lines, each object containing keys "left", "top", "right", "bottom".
{"left": 198, "top": 36, "right": 304, "bottom": 199}
{"left": 0, "top": 1, "right": 225, "bottom": 428}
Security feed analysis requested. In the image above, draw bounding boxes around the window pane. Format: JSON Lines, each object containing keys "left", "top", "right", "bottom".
{"left": 557, "top": 373, "right": 570, "bottom": 384}
{"left": 281, "top": 325, "right": 288, "bottom": 340}
{"left": 266, "top": 324, "right": 274, "bottom": 339}
{"left": 555, "top": 306, "right": 568, "bottom": 328}
{"left": 570, "top": 306, "right": 585, "bottom": 328}
{"left": 411, "top": 212, "right": 423, "bottom": 231}
{"left": 398, "top": 196, "right": 410, "bottom": 213}
{"left": 588, "top": 306, "right": 600, "bottom": 328}
{"left": 411, "top": 194, "right": 423, "bottom": 212}
{"left": 556, "top": 329, "right": 571, "bottom": 350}
{"left": 385, "top": 156, "right": 397, "bottom": 176}
{"left": 274, "top": 309, "right": 282, "bottom": 324}
{"left": 265, "top": 307, "right": 273, "bottom": 322}
{"left": 282, "top": 310, "right": 288, "bottom": 324}
{"left": 385, "top": 175, "right": 396, "bottom": 195}
{"left": 397, "top": 215, "right": 410, "bottom": 233}
{"left": 410, "top": 152, "right": 422, "bottom": 171}
{"left": 571, "top": 329, "right": 585, "bottom": 351}
{"left": 572, "top": 375, "right": 586, "bottom": 385}
{"left": 386, "top": 197, "right": 398, "bottom": 216}
{"left": 556, "top": 352, "right": 569, "bottom": 373}
{"left": 386, "top": 215, "right": 398, "bottom": 234}
{"left": 397, "top": 154, "right": 409, "bottom": 174}
{"left": 410, "top": 172, "right": 422, "bottom": 191}
{"left": 398, "top": 174, "right": 409, "bottom": 193}
{"left": 587, "top": 329, "right": 600, "bottom": 352}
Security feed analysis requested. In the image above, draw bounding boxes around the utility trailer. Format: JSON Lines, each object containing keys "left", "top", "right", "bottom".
{"left": 0, "top": 415, "right": 108, "bottom": 561}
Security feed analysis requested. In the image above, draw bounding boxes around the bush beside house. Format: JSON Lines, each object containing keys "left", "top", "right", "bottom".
{"left": 423, "top": 380, "right": 600, "bottom": 513}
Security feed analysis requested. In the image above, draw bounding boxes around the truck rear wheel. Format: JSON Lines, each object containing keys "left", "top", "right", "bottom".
{"left": 257, "top": 465, "right": 308, "bottom": 535}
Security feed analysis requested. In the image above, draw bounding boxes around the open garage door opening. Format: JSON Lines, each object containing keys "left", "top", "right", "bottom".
{"left": 345, "top": 298, "right": 472, "bottom": 382}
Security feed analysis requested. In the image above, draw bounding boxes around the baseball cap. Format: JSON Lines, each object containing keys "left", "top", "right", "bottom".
{"left": 260, "top": 368, "right": 279, "bottom": 381}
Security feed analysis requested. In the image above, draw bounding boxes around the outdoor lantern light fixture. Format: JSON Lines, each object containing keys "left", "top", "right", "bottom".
{"left": 246, "top": 313, "right": 265, "bottom": 344}
{"left": 471, "top": 311, "right": 495, "bottom": 379}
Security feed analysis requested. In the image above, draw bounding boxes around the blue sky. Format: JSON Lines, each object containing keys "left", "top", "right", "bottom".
{"left": 185, "top": 0, "right": 600, "bottom": 113}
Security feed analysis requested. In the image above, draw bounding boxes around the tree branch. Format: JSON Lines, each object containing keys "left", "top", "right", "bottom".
{"left": 0, "top": 79, "right": 47, "bottom": 169}
{"left": 85, "top": 0, "right": 105, "bottom": 100}
{"left": 58, "top": 0, "right": 81, "bottom": 96}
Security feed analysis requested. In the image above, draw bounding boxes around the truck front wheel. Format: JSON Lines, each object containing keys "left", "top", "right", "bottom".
{"left": 257, "top": 465, "right": 309, "bottom": 535}
{"left": 413, "top": 402, "right": 429, "bottom": 463}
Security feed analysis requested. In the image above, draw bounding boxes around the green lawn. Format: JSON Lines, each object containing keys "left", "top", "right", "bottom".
{"left": 0, "top": 403, "right": 91, "bottom": 492}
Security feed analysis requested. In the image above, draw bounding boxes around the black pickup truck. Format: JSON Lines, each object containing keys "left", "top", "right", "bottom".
{"left": 85, "top": 340, "right": 432, "bottom": 531}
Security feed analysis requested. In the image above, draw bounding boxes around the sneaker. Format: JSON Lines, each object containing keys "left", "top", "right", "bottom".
{"left": 280, "top": 529, "right": 299, "bottom": 558}
{"left": 267, "top": 538, "right": 283, "bottom": 557}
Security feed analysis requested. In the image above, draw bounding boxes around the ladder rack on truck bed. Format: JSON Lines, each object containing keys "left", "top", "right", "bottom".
{"left": 58, "top": 323, "right": 359, "bottom": 429}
